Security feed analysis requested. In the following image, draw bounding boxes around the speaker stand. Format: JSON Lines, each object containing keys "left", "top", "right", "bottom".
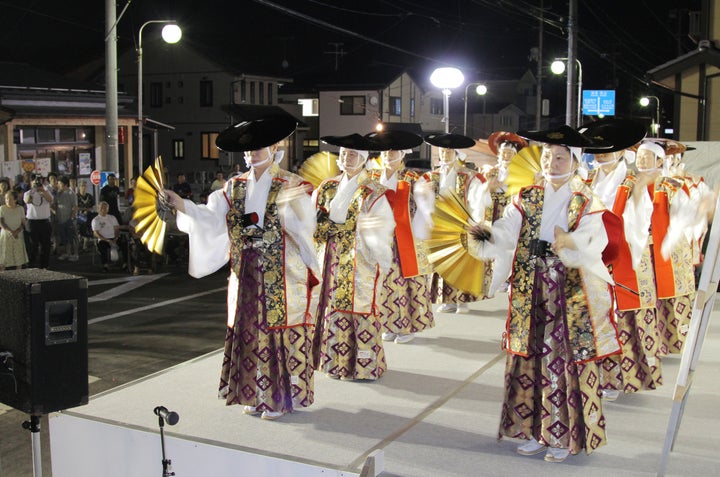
{"left": 22, "top": 414, "right": 43, "bottom": 477}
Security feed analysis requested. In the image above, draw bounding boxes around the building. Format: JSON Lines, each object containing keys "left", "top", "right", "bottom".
{"left": 0, "top": 62, "right": 136, "bottom": 189}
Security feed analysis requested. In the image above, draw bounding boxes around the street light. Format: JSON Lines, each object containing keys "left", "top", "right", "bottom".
{"left": 551, "top": 58, "right": 583, "bottom": 127}
{"left": 137, "top": 21, "right": 182, "bottom": 178}
{"left": 463, "top": 83, "right": 488, "bottom": 136}
{"left": 640, "top": 96, "right": 660, "bottom": 137}
{"left": 430, "top": 67, "right": 464, "bottom": 133}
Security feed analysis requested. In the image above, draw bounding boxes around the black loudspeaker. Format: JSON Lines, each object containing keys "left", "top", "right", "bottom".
{"left": 0, "top": 269, "right": 89, "bottom": 414}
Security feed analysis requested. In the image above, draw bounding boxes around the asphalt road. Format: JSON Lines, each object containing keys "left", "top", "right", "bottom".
{"left": 0, "top": 248, "right": 229, "bottom": 476}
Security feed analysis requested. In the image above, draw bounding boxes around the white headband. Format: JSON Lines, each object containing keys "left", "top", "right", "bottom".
{"left": 339, "top": 147, "right": 368, "bottom": 161}
{"left": 637, "top": 142, "right": 665, "bottom": 159}
{"left": 568, "top": 147, "right": 582, "bottom": 163}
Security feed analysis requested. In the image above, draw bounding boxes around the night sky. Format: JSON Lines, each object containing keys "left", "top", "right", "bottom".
{"left": 0, "top": 0, "right": 703, "bottom": 120}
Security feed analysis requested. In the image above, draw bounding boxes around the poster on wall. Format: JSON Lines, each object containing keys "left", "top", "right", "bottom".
{"left": 21, "top": 159, "right": 37, "bottom": 175}
{"left": 79, "top": 153, "right": 92, "bottom": 175}
{"left": 57, "top": 156, "right": 74, "bottom": 176}
{"left": 35, "top": 157, "right": 52, "bottom": 176}
{"left": 2, "top": 160, "right": 21, "bottom": 180}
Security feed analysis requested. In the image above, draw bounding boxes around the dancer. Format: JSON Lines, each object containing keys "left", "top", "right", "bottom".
{"left": 164, "top": 116, "right": 319, "bottom": 420}
{"left": 468, "top": 125, "right": 620, "bottom": 462}
{"left": 415, "top": 133, "right": 491, "bottom": 313}
{"left": 367, "top": 130, "right": 434, "bottom": 344}
{"left": 313, "top": 133, "right": 395, "bottom": 380}
{"left": 580, "top": 118, "right": 662, "bottom": 399}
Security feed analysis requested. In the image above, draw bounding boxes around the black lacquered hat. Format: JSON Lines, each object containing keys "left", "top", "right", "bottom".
{"left": 365, "top": 130, "right": 424, "bottom": 150}
{"left": 423, "top": 133, "right": 476, "bottom": 149}
{"left": 216, "top": 115, "right": 297, "bottom": 152}
{"left": 578, "top": 118, "right": 647, "bottom": 153}
{"left": 321, "top": 133, "right": 387, "bottom": 151}
{"left": 517, "top": 124, "right": 610, "bottom": 149}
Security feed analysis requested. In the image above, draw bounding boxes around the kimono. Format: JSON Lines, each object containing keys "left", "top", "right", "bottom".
{"left": 470, "top": 175, "right": 621, "bottom": 455}
{"left": 313, "top": 169, "right": 395, "bottom": 380}
{"left": 588, "top": 164, "right": 663, "bottom": 393}
{"left": 414, "top": 163, "right": 492, "bottom": 303}
{"left": 370, "top": 168, "right": 434, "bottom": 337}
{"left": 176, "top": 164, "right": 319, "bottom": 413}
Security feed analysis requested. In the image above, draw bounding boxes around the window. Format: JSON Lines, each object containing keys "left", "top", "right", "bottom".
{"left": 259, "top": 82, "right": 265, "bottom": 105}
{"left": 267, "top": 83, "right": 273, "bottom": 105}
{"left": 410, "top": 98, "right": 415, "bottom": 118}
{"left": 150, "top": 82, "right": 163, "bottom": 108}
{"left": 58, "top": 128, "right": 76, "bottom": 142}
{"left": 339, "top": 95, "right": 366, "bottom": 115}
{"left": 430, "top": 98, "right": 443, "bottom": 115}
{"left": 250, "top": 82, "right": 256, "bottom": 104}
{"left": 240, "top": 80, "right": 247, "bottom": 103}
{"left": 389, "top": 96, "right": 401, "bottom": 116}
{"left": 201, "top": 132, "right": 220, "bottom": 160}
{"left": 172, "top": 139, "right": 185, "bottom": 160}
{"left": 37, "top": 128, "right": 55, "bottom": 143}
{"left": 298, "top": 99, "right": 318, "bottom": 116}
{"left": 200, "top": 80, "right": 213, "bottom": 107}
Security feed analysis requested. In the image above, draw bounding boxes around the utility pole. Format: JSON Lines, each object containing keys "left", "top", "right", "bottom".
{"left": 324, "top": 42, "right": 346, "bottom": 71}
{"left": 535, "top": 0, "right": 544, "bottom": 130}
{"left": 104, "top": 0, "right": 119, "bottom": 173}
{"left": 566, "top": 0, "right": 578, "bottom": 127}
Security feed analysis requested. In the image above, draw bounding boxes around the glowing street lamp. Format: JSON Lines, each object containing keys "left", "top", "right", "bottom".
{"left": 551, "top": 58, "right": 583, "bottom": 128}
{"left": 430, "top": 67, "right": 464, "bottom": 133}
{"left": 640, "top": 96, "right": 660, "bottom": 137}
{"left": 463, "top": 83, "right": 488, "bottom": 136}
{"left": 137, "top": 21, "right": 182, "bottom": 177}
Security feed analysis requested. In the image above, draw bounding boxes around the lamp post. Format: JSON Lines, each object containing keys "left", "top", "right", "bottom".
{"left": 551, "top": 58, "right": 583, "bottom": 127}
{"left": 430, "top": 67, "right": 464, "bottom": 133}
{"left": 137, "top": 21, "right": 182, "bottom": 178}
{"left": 463, "top": 83, "right": 488, "bottom": 136}
{"left": 640, "top": 96, "right": 660, "bottom": 137}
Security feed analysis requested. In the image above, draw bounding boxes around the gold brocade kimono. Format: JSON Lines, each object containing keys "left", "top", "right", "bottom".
{"left": 227, "top": 170, "right": 316, "bottom": 329}
{"left": 314, "top": 173, "right": 389, "bottom": 314}
{"left": 508, "top": 181, "right": 620, "bottom": 363}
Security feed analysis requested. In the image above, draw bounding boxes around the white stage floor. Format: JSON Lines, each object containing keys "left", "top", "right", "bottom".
{"left": 50, "top": 293, "right": 720, "bottom": 477}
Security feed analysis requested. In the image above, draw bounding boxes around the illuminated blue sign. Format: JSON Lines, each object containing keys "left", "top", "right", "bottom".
{"left": 582, "top": 90, "right": 615, "bottom": 116}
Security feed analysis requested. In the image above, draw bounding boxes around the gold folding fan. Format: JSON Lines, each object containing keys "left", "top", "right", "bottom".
{"left": 132, "top": 156, "right": 170, "bottom": 254}
{"left": 505, "top": 144, "right": 542, "bottom": 196}
{"left": 425, "top": 190, "right": 487, "bottom": 296}
{"left": 298, "top": 151, "right": 339, "bottom": 187}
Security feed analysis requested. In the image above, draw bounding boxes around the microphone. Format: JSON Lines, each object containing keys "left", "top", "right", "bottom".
{"left": 241, "top": 212, "right": 259, "bottom": 228}
{"left": 154, "top": 406, "right": 180, "bottom": 426}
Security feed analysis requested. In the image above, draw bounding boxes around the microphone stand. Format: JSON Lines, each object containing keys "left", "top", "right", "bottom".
{"left": 154, "top": 407, "right": 178, "bottom": 476}
{"left": 158, "top": 413, "right": 174, "bottom": 476}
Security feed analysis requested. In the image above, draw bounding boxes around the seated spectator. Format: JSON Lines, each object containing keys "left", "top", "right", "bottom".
{"left": 210, "top": 171, "right": 226, "bottom": 191}
{"left": 171, "top": 172, "right": 193, "bottom": 201}
{"left": 92, "top": 201, "right": 120, "bottom": 272}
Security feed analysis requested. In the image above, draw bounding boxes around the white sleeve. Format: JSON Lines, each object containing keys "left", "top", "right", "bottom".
{"left": 175, "top": 188, "right": 230, "bottom": 278}
{"left": 467, "top": 200, "right": 522, "bottom": 295}
{"left": 278, "top": 190, "right": 320, "bottom": 277}
{"left": 358, "top": 195, "right": 396, "bottom": 273}
{"left": 411, "top": 176, "right": 435, "bottom": 240}
{"left": 557, "top": 212, "right": 614, "bottom": 284}
{"left": 661, "top": 188, "right": 695, "bottom": 260}
{"left": 623, "top": 191, "right": 653, "bottom": 269}
{"left": 466, "top": 176, "right": 492, "bottom": 224}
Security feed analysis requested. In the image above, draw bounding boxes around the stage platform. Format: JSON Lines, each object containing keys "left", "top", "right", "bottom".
{"left": 49, "top": 293, "right": 720, "bottom": 477}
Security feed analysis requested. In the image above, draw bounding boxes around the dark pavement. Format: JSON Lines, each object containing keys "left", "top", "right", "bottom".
{"left": 0, "top": 246, "right": 228, "bottom": 476}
